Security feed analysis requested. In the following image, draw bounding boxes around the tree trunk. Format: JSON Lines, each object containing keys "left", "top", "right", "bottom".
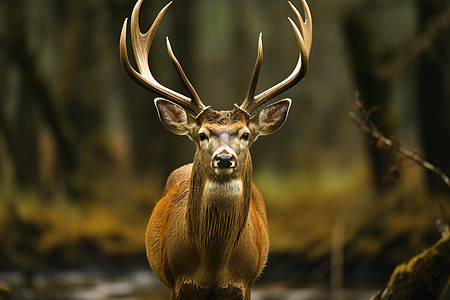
{"left": 344, "top": 10, "right": 396, "bottom": 192}
{"left": 416, "top": 0, "right": 450, "bottom": 195}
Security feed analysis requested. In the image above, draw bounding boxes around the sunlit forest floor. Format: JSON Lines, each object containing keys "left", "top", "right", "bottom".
{"left": 0, "top": 156, "right": 446, "bottom": 288}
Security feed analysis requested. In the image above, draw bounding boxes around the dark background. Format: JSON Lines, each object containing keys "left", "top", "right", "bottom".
{"left": 0, "top": 0, "right": 449, "bottom": 294}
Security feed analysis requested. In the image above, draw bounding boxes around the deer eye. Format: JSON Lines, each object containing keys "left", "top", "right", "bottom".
{"left": 199, "top": 133, "right": 207, "bottom": 141}
{"left": 241, "top": 133, "right": 250, "bottom": 141}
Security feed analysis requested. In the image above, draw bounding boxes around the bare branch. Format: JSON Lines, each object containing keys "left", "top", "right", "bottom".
{"left": 349, "top": 95, "right": 450, "bottom": 190}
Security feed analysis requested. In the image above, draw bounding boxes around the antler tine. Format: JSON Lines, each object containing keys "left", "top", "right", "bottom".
{"left": 119, "top": 0, "right": 206, "bottom": 116}
{"left": 166, "top": 37, "right": 206, "bottom": 114}
{"left": 240, "top": 33, "right": 263, "bottom": 113}
{"left": 240, "top": 0, "right": 313, "bottom": 114}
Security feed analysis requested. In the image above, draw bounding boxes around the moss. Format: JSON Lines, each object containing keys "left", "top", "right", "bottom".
{"left": 374, "top": 232, "right": 450, "bottom": 300}
{"left": 0, "top": 283, "right": 9, "bottom": 300}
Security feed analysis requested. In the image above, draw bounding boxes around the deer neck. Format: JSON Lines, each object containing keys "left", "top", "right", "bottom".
{"left": 187, "top": 153, "right": 253, "bottom": 248}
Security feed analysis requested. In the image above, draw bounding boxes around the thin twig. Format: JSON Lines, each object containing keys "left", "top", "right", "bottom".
{"left": 350, "top": 98, "right": 450, "bottom": 190}
{"left": 350, "top": 96, "right": 449, "bottom": 224}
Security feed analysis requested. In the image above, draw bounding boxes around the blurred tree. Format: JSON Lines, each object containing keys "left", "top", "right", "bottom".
{"left": 0, "top": 0, "right": 127, "bottom": 198}
{"left": 344, "top": 8, "right": 396, "bottom": 192}
{"left": 416, "top": 0, "right": 450, "bottom": 195}
{"left": 0, "top": 0, "right": 45, "bottom": 189}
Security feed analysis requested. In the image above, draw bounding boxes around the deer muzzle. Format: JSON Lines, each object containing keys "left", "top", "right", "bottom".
{"left": 216, "top": 154, "right": 234, "bottom": 168}
{"left": 212, "top": 146, "right": 237, "bottom": 175}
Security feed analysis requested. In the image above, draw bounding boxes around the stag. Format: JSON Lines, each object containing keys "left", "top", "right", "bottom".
{"left": 119, "top": 0, "right": 312, "bottom": 298}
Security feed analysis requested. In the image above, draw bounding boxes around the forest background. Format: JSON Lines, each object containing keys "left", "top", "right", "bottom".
{"left": 0, "top": 0, "right": 449, "bottom": 291}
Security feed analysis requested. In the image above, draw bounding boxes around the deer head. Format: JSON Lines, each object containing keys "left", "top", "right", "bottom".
{"left": 119, "top": 0, "right": 312, "bottom": 179}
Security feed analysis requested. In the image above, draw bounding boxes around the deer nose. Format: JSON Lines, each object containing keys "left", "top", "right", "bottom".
{"left": 215, "top": 154, "right": 234, "bottom": 168}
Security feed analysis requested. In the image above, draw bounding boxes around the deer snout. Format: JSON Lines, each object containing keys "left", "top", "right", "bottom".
{"left": 212, "top": 146, "right": 237, "bottom": 175}
{"left": 215, "top": 154, "right": 235, "bottom": 168}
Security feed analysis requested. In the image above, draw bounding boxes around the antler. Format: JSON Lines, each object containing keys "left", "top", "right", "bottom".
{"left": 120, "top": 0, "right": 206, "bottom": 116}
{"left": 240, "top": 0, "right": 313, "bottom": 114}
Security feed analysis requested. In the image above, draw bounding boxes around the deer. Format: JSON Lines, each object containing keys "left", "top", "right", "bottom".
{"left": 119, "top": 0, "right": 312, "bottom": 298}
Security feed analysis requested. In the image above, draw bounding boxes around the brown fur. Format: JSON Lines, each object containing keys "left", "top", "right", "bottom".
{"left": 146, "top": 108, "right": 270, "bottom": 299}
{"left": 120, "top": 0, "right": 311, "bottom": 297}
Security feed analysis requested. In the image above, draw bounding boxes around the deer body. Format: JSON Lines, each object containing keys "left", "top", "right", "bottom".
{"left": 119, "top": 0, "right": 312, "bottom": 298}
{"left": 145, "top": 108, "right": 275, "bottom": 298}
{"left": 146, "top": 163, "right": 268, "bottom": 298}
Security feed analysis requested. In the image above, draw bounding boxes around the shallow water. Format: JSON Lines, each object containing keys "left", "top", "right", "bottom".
{"left": 0, "top": 268, "right": 377, "bottom": 300}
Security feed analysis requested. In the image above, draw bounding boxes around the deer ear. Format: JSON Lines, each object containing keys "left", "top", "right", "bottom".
{"left": 250, "top": 99, "right": 291, "bottom": 136}
{"left": 154, "top": 98, "right": 197, "bottom": 136}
